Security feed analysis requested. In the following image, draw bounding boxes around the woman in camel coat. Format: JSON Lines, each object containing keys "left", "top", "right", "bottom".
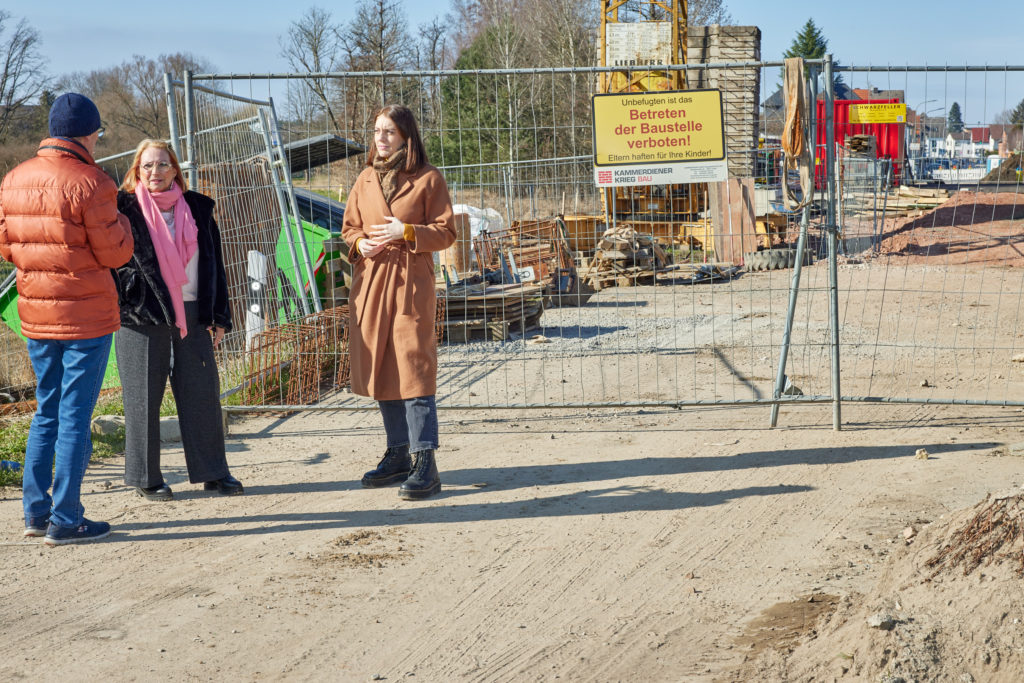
{"left": 342, "top": 104, "right": 455, "bottom": 500}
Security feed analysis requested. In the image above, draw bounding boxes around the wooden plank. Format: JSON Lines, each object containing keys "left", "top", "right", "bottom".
{"left": 442, "top": 318, "right": 510, "bottom": 343}
{"left": 897, "top": 185, "right": 950, "bottom": 199}
{"left": 710, "top": 177, "right": 759, "bottom": 264}
{"left": 588, "top": 266, "right": 657, "bottom": 284}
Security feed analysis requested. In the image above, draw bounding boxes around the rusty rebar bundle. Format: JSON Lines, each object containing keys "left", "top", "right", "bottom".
{"left": 243, "top": 306, "right": 350, "bottom": 406}
{"left": 926, "top": 494, "right": 1024, "bottom": 579}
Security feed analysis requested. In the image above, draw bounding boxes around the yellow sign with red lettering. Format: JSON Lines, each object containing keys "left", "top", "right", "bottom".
{"left": 848, "top": 103, "right": 907, "bottom": 124}
{"left": 592, "top": 89, "right": 725, "bottom": 166}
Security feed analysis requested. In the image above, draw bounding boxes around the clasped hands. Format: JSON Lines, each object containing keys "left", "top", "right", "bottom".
{"left": 357, "top": 216, "right": 406, "bottom": 258}
{"left": 207, "top": 325, "right": 226, "bottom": 348}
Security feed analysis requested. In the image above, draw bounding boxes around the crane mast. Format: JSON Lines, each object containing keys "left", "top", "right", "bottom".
{"left": 597, "top": 1, "right": 709, "bottom": 256}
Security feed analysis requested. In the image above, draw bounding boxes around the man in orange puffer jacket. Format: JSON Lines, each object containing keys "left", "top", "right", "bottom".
{"left": 0, "top": 93, "right": 134, "bottom": 545}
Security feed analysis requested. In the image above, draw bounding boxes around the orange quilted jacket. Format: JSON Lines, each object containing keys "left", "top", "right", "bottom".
{"left": 0, "top": 138, "right": 134, "bottom": 340}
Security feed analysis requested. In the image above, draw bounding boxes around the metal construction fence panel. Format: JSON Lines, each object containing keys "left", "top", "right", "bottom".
{"left": 826, "top": 64, "right": 1024, "bottom": 410}
{"left": 1, "top": 60, "right": 1023, "bottom": 427}
{"left": 168, "top": 62, "right": 839, "bottom": 421}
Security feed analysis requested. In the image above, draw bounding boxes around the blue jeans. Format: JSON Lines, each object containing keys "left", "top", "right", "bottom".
{"left": 378, "top": 395, "right": 439, "bottom": 453}
{"left": 23, "top": 335, "right": 112, "bottom": 529}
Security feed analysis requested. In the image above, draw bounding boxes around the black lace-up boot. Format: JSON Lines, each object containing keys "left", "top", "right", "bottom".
{"left": 399, "top": 449, "right": 441, "bottom": 500}
{"left": 361, "top": 446, "right": 412, "bottom": 487}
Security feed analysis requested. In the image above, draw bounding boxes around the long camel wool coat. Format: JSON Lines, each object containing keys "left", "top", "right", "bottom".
{"left": 342, "top": 164, "right": 455, "bottom": 400}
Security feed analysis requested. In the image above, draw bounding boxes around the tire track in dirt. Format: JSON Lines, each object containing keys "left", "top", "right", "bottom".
{"left": 366, "top": 431, "right": 825, "bottom": 680}
{"left": 4, "top": 403, "right": 1022, "bottom": 680}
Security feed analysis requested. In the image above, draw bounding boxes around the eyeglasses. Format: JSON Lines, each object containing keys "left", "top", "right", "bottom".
{"left": 141, "top": 162, "right": 172, "bottom": 173}
{"left": 97, "top": 125, "right": 105, "bottom": 139}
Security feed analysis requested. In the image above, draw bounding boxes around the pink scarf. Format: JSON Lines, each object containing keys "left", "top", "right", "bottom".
{"left": 134, "top": 182, "right": 199, "bottom": 338}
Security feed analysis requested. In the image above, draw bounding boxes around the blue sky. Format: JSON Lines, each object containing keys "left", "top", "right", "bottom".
{"left": 14, "top": 0, "right": 1024, "bottom": 122}
{"left": 17, "top": 0, "right": 1021, "bottom": 76}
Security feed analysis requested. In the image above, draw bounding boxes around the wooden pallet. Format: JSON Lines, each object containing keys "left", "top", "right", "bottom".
{"left": 440, "top": 282, "right": 545, "bottom": 343}
{"left": 582, "top": 264, "right": 656, "bottom": 290}
{"left": 443, "top": 318, "right": 511, "bottom": 342}
{"left": 441, "top": 304, "right": 544, "bottom": 343}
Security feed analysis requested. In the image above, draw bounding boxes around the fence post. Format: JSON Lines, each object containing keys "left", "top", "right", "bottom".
{"left": 182, "top": 70, "right": 197, "bottom": 189}
{"left": 164, "top": 72, "right": 183, "bottom": 163}
{"left": 824, "top": 54, "right": 842, "bottom": 431}
{"left": 770, "top": 62, "right": 819, "bottom": 428}
{"left": 268, "top": 98, "right": 322, "bottom": 313}
{"left": 257, "top": 107, "right": 311, "bottom": 316}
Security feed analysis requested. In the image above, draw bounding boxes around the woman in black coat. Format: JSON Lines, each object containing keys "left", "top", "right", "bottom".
{"left": 114, "top": 138, "right": 242, "bottom": 501}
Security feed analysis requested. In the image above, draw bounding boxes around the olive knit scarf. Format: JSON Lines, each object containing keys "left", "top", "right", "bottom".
{"left": 373, "top": 147, "right": 407, "bottom": 204}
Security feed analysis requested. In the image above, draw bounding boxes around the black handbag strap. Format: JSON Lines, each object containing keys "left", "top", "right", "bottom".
{"left": 38, "top": 144, "right": 91, "bottom": 166}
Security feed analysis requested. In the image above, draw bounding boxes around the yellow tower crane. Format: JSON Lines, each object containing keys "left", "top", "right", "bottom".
{"left": 596, "top": 0, "right": 711, "bottom": 259}
{"left": 600, "top": 0, "right": 689, "bottom": 93}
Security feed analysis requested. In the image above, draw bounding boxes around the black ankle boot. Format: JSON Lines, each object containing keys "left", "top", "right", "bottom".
{"left": 399, "top": 449, "right": 441, "bottom": 500}
{"left": 361, "top": 446, "right": 412, "bottom": 488}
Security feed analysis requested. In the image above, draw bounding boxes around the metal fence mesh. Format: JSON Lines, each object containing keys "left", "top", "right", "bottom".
{"left": 1, "top": 60, "right": 1023, "bottom": 425}
{"left": 184, "top": 64, "right": 832, "bottom": 414}
{"left": 830, "top": 65, "right": 1024, "bottom": 406}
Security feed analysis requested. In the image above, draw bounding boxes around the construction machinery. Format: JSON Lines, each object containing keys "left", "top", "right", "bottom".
{"left": 596, "top": 1, "right": 711, "bottom": 253}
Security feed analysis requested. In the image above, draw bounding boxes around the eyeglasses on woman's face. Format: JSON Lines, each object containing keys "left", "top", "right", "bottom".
{"left": 96, "top": 125, "right": 105, "bottom": 139}
{"left": 141, "top": 161, "right": 172, "bottom": 173}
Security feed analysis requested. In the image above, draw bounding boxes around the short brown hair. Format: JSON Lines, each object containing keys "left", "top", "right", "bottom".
{"left": 120, "top": 139, "right": 188, "bottom": 192}
{"left": 366, "top": 104, "right": 428, "bottom": 172}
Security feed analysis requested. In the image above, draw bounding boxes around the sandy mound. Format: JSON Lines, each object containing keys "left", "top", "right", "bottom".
{"left": 877, "top": 190, "right": 1024, "bottom": 267}
{"left": 735, "top": 492, "right": 1024, "bottom": 682}
{"left": 982, "top": 153, "right": 1022, "bottom": 183}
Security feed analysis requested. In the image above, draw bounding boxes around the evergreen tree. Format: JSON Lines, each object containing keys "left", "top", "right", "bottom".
{"left": 782, "top": 18, "right": 842, "bottom": 87}
{"left": 948, "top": 102, "right": 964, "bottom": 133}
{"left": 30, "top": 90, "right": 55, "bottom": 139}
{"left": 428, "top": 22, "right": 540, "bottom": 171}
{"left": 1010, "top": 97, "right": 1024, "bottom": 126}
{"left": 784, "top": 19, "right": 828, "bottom": 62}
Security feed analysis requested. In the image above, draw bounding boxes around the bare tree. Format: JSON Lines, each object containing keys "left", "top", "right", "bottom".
{"left": 0, "top": 11, "right": 48, "bottom": 143}
{"left": 690, "top": 0, "right": 733, "bottom": 26}
{"left": 476, "top": 0, "right": 526, "bottom": 70}
{"left": 603, "top": 0, "right": 732, "bottom": 26}
{"left": 280, "top": 6, "right": 344, "bottom": 131}
{"left": 417, "top": 18, "right": 451, "bottom": 72}
{"left": 525, "top": 0, "right": 596, "bottom": 68}
{"left": 477, "top": 1, "right": 529, "bottom": 160}
{"left": 59, "top": 53, "right": 211, "bottom": 153}
{"left": 344, "top": 0, "right": 413, "bottom": 73}
{"left": 113, "top": 56, "right": 176, "bottom": 138}
{"left": 282, "top": 78, "right": 325, "bottom": 125}
{"left": 446, "top": 0, "right": 486, "bottom": 55}
{"left": 416, "top": 18, "right": 451, "bottom": 135}
{"left": 524, "top": 0, "right": 597, "bottom": 158}
{"left": 341, "top": 0, "right": 415, "bottom": 114}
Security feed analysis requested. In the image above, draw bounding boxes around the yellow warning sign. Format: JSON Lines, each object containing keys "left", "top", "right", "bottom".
{"left": 592, "top": 89, "right": 725, "bottom": 166}
{"left": 848, "top": 103, "right": 907, "bottom": 124}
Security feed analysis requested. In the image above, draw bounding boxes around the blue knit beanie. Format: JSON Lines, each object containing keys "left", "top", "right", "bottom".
{"left": 48, "top": 93, "right": 102, "bottom": 138}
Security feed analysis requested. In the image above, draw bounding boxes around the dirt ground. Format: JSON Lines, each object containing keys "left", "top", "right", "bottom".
{"left": 878, "top": 190, "right": 1024, "bottom": 266}
{"left": 2, "top": 395, "right": 1023, "bottom": 681}
{"left": 4, "top": 193, "right": 1024, "bottom": 681}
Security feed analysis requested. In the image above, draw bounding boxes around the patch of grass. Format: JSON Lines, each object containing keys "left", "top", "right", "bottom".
{"left": 93, "top": 389, "right": 178, "bottom": 417}
{"left": 94, "top": 393, "right": 125, "bottom": 416}
{"left": 92, "top": 428, "right": 126, "bottom": 460}
{"left": 0, "top": 417, "right": 31, "bottom": 488}
{"left": 0, "top": 405, "right": 128, "bottom": 489}
{"left": 309, "top": 187, "right": 346, "bottom": 203}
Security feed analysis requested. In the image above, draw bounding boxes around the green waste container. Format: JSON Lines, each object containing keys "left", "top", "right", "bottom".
{"left": 273, "top": 216, "right": 344, "bottom": 320}
{"left": 0, "top": 279, "right": 122, "bottom": 389}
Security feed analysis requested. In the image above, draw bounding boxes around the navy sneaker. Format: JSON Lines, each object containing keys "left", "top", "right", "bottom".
{"left": 24, "top": 515, "right": 50, "bottom": 537}
{"left": 43, "top": 519, "right": 111, "bottom": 546}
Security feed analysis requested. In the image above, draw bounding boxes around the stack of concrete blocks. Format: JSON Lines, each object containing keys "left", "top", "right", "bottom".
{"left": 686, "top": 26, "right": 761, "bottom": 179}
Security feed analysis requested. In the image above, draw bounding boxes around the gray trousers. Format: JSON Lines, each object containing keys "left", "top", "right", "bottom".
{"left": 117, "top": 302, "right": 229, "bottom": 487}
